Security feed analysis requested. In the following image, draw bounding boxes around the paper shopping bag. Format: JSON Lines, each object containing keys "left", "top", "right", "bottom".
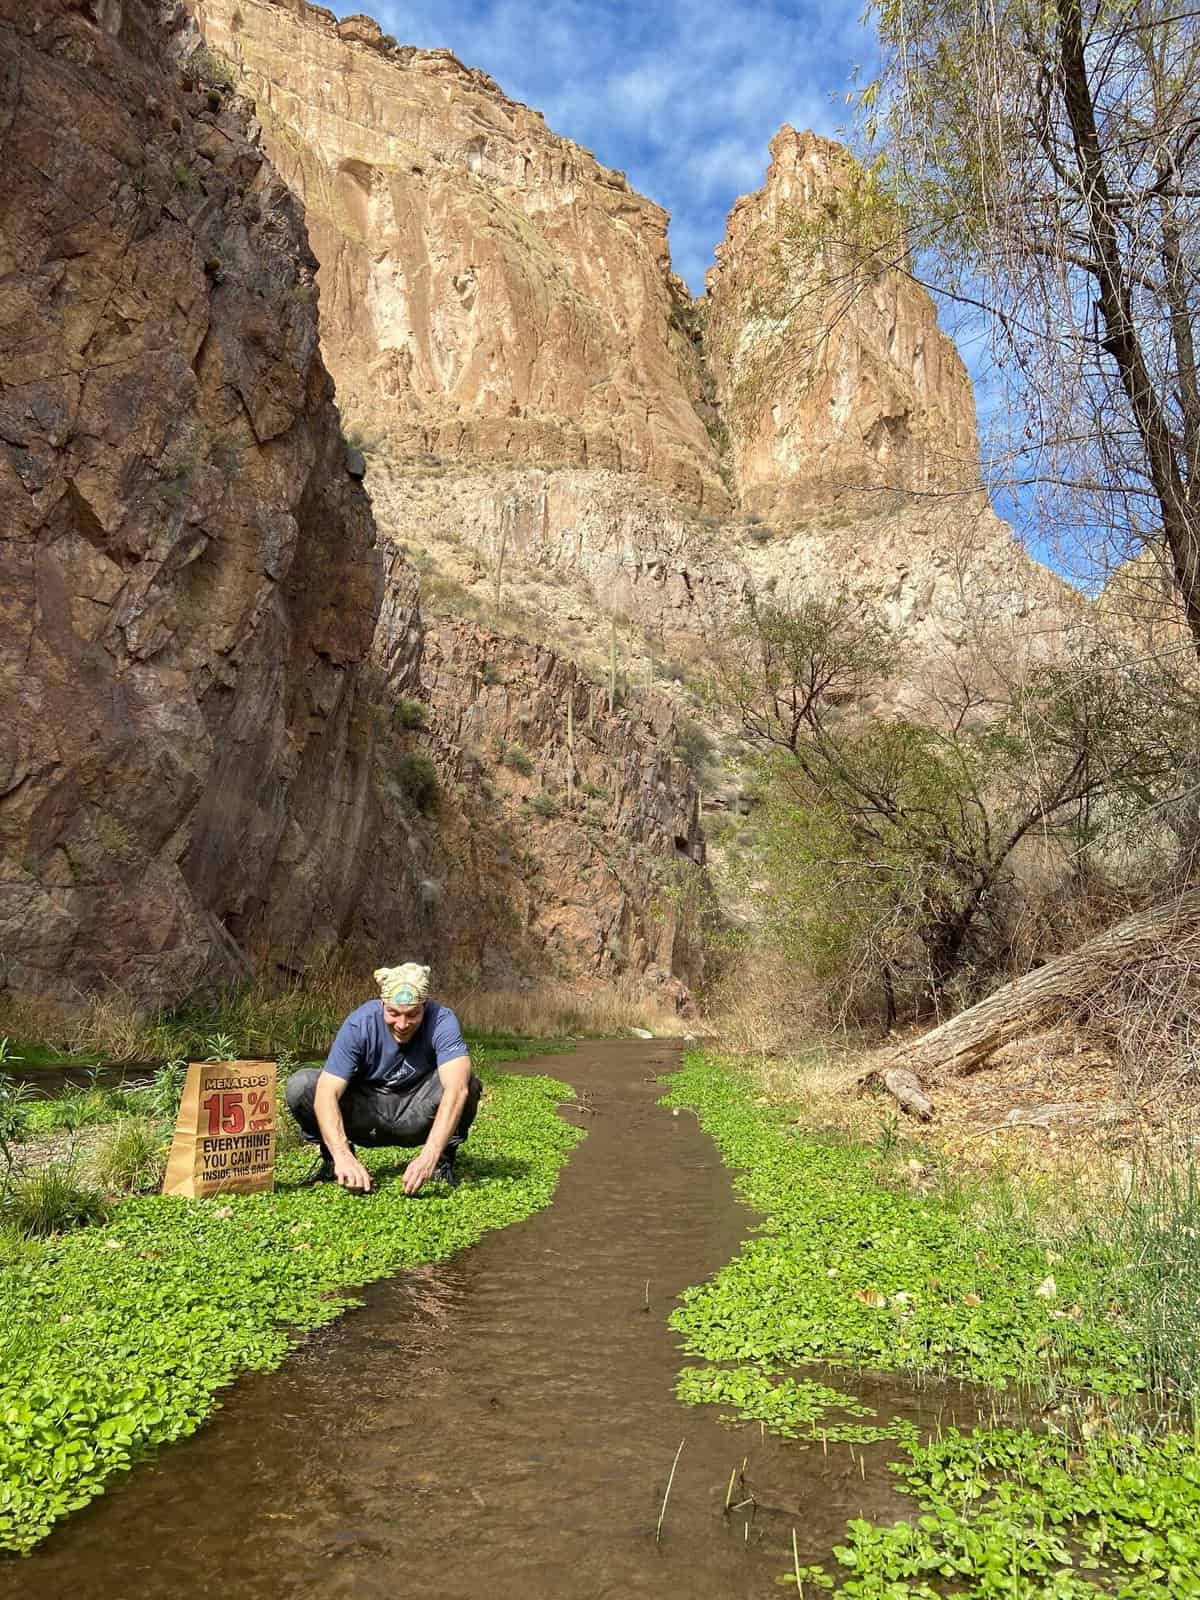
{"left": 162, "top": 1060, "right": 277, "bottom": 1198}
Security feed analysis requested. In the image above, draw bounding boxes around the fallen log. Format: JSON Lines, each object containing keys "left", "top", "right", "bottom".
{"left": 862, "top": 888, "right": 1200, "bottom": 1116}
{"left": 881, "top": 1067, "right": 935, "bottom": 1121}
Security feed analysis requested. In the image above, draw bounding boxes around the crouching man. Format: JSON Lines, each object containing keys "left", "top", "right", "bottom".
{"left": 286, "top": 962, "right": 482, "bottom": 1193}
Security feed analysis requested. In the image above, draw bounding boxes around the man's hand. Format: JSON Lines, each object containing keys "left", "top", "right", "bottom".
{"left": 333, "top": 1150, "right": 373, "bottom": 1192}
{"left": 402, "top": 1149, "right": 438, "bottom": 1196}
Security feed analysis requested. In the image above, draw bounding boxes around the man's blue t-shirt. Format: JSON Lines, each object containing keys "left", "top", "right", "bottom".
{"left": 323, "top": 1001, "right": 468, "bottom": 1092}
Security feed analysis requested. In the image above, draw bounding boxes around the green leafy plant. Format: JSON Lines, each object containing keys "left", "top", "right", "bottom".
{"left": 23, "top": 1078, "right": 129, "bottom": 1135}
{"left": 133, "top": 1059, "right": 187, "bottom": 1128}
{"left": 0, "top": 1042, "right": 31, "bottom": 1178}
{"left": 0, "top": 1055, "right": 580, "bottom": 1553}
{"left": 669, "top": 1053, "right": 1200, "bottom": 1597}
{"left": 787, "top": 1427, "right": 1200, "bottom": 1597}
{"left": 500, "top": 743, "right": 534, "bottom": 776}
{"left": 529, "top": 791, "right": 560, "bottom": 819}
{"left": 676, "top": 1364, "right": 916, "bottom": 1446}
{"left": 396, "top": 753, "right": 437, "bottom": 813}
{"left": 665, "top": 1054, "right": 1140, "bottom": 1392}
{"left": 394, "top": 696, "right": 427, "bottom": 730}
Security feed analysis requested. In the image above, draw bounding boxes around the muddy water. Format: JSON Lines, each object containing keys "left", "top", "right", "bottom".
{"left": 2, "top": 1041, "right": 979, "bottom": 1600}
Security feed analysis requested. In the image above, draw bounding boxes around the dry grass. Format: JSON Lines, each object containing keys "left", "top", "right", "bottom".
{"left": 701, "top": 944, "right": 833, "bottom": 1058}
{"left": 0, "top": 967, "right": 693, "bottom": 1066}
{"left": 442, "top": 981, "right": 692, "bottom": 1039}
{"left": 1084, "top": 928, "right": 1200, "bottom": 1102}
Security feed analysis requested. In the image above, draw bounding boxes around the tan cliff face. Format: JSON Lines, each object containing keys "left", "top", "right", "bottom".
{"left": 188, "top": 0, "right": 729, "bottom": 508}
{"left": 0, "top": 0, "right": 713, "bottom": 1011}
{"left": 0, "top": 0, "right": 390, "bottom": 999}
{"left": 704, "top": 127, "right": 980, "bottom": 519}
{"left": 185, "top": 0, "right": 1046, "bottom": 680}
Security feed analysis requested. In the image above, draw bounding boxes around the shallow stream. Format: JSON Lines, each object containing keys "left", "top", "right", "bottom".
{"left": 2, "top": 1039, "right": 980, "bottom": 1599}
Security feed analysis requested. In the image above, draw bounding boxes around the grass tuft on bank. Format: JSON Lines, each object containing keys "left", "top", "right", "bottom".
{"left": 0, "top": 1054, "right": 581, "bottom": 1555}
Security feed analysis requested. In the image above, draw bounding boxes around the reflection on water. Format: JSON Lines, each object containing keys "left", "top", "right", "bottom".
{"left": 1, "top": 1041, "right": 977, "bottom": 1600}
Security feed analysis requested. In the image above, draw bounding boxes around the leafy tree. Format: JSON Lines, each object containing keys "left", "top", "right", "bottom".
{"left": 857, "top": 0, "right": 1200, "bottom": 647}
{"left": 703, "top": 591, "right": 898, "bottom": 755}
{"left": 709, "top": 597, "right": 1189, "bottom": 1018}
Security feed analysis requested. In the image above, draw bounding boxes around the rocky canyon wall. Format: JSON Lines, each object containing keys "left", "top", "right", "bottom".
{"left": 376, "top": 619, "right": 705, "bottom": 998}
{"left": 187, "top": 0, "right": 728, "bottom": 510}
{"left": 0, "top": 0, "right": 391, "bottom": 1000}
{"left": 704, "top": 127, "right": 980, "bottom": 520}
{"left": 1, "top": 0, "right": 1081, "bottom": 1009}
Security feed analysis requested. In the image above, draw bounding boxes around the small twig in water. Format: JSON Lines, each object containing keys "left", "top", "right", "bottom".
{"left": 724, "top": 1465, "right": 737, "bottom": 1513}
{"left": 643, "top": 1278, "right": 650, "bottom": 1313}
{"left": 655, "top": 1438, "right": 685, "bottom": 1545}
{"left": 792, "top": 1527, "right": 804, "bottom": 1595}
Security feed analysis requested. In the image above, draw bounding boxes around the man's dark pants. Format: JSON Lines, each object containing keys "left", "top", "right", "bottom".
{"left": 285, "top": 1068, "right": 483, "bottom": 1163}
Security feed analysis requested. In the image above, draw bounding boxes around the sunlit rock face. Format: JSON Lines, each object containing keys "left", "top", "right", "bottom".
{"left": 0, "top": 0, "right": 392, "bottom": 1000}
{"left": 188, "top": 0, "right": 729, "bottom": 510}
{"left": 704, "top": 126, "right": 980, "bottom": 520}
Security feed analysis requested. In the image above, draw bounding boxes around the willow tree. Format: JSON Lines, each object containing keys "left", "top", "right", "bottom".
{"left": 854, "top": 0, "right": 1200, "bottom": 648}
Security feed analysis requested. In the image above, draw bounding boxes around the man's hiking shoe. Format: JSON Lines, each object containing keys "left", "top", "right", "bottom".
{"left": 433, "top": 1156, "right": 459, "bottom": 1189}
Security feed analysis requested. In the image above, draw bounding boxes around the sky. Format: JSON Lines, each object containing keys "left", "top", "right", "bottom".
{"left": 349, "top": 0, "right": 874, "bottom": 294}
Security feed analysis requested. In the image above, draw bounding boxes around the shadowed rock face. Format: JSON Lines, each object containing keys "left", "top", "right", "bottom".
{"left": 0, "top": 0, "right": 390, "bottom": 1000}
{"left": 419, "top": 620, "right": 705, "bottom": 994}
{"left": 188, "top": 0, "right": 729, "bottom": 510}
{"left": 705, "top": 127, "right": 981, "bottom": 519}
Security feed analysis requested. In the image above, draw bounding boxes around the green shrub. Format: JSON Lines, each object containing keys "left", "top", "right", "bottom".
{"left": 0, "top": 1064, "right": 32, "bottom": 1175}
{"left": 0, "top": 1224, "right": 39, "bottom": 1267}
{"left": 394, "top": 696, "right": 427, "bottom": 730}
{"left": 24, "top": 1082, "right": 129, "bottom": 1134}
{"left": 501, "top": 743, "right": 534, "bottom": 776}
{"left": 125, "top": 1059, "right": 187, "bottom": 1127}
{"left": 92, "top": 1120, "right": 167, "bottom": 1195}
{"left": 480, "top": 661, "right": 503, "bottom": 686}
{"left": 1, "top": 1167, "right": 109, "bottom": 1238}
{"left": 397, "top": 753, "right": 437, "bottom": 812}
{"left": 529, "top": 792, "right": 560, "bottom": 818}
{"left": 675, "top": 717, "right": 716, "bottom": 775}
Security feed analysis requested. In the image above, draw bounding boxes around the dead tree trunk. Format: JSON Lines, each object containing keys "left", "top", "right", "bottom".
{"left": 864, "top": 889, "right": 1200, "bottom": 1114}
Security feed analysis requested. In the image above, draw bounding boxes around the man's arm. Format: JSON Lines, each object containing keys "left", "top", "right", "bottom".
{"left": 314, "top": 1072, "right": 374, "bottom": 1192}
{"left": 402, "top": 1055, "right": 470, "bottom": 1195}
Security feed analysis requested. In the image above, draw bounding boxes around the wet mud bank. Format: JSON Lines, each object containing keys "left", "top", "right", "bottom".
{"left": 1, "top": 1040, "right": 968, "bottom": 1600}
